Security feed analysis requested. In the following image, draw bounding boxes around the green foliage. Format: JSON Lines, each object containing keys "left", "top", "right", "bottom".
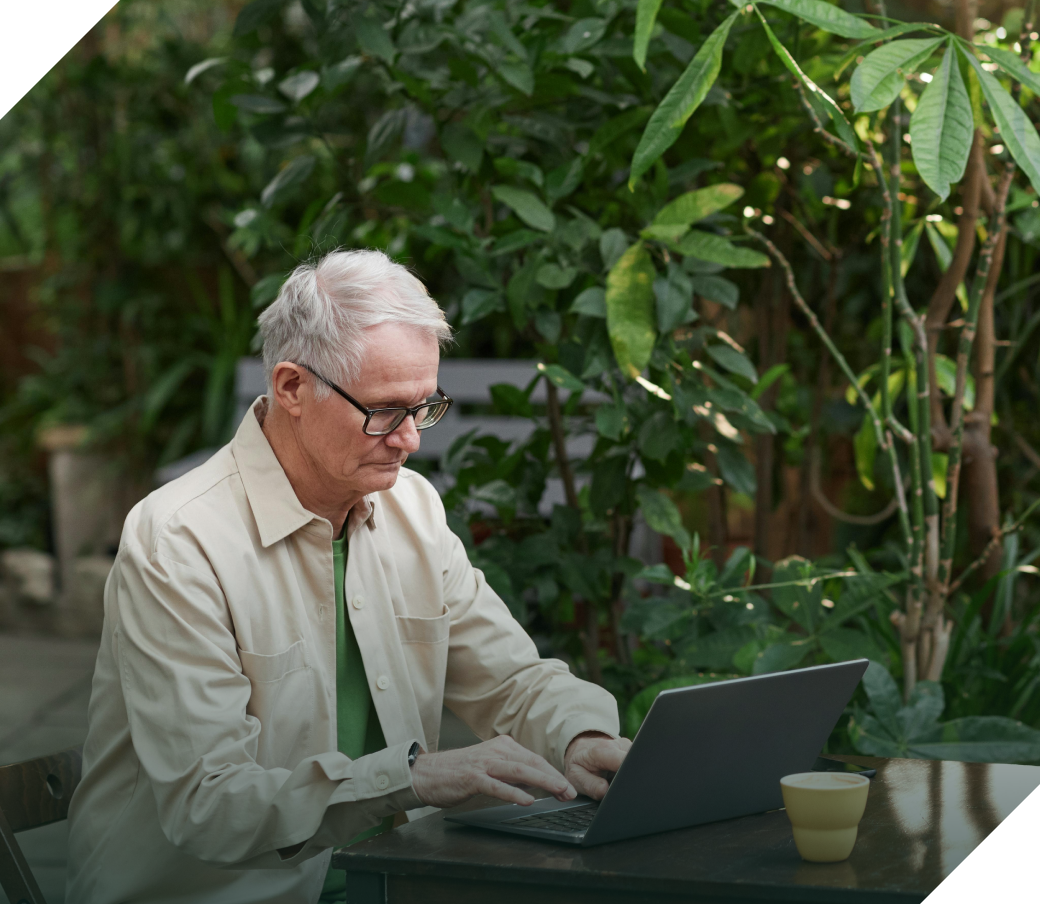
{"left": 622, "top": 546, "right": 901, "bottom": 734}
{"left": 909, "top": 44, "right": 973, "bottom": 201}
{"left": 851, "top": 662, "right": 1040, "bottom": 763}
{"left": 0, "top": 1, "right": 262, "bottom": 490}
{"left": 629, "top": 11, "right": 738, "bottom": 187}
{"left": 4, "top": 0, "right": 1039, "bottom": 766}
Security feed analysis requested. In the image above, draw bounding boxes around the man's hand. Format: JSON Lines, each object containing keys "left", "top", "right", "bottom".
{"left": 411, "top": 736, "right": 577, "bottom": 809}
{"left": 563, "top": 732, "right": 632, "bottom": 800}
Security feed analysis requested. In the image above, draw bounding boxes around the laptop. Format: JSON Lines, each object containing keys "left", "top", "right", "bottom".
{"left": 445, "top": 659, "right": 868, "bottom": 846}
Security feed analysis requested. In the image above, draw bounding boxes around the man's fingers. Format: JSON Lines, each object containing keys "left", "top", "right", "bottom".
{"left": 476, "top": 774, "right": 535, "bottom": 806}
{"left": 487, "top": 760, "right": 576, "bottom": 800}
{"left": 570, "top": 768, "right": 610, "bottom": 800}
{"left": 581, "top": 741, "right": 627, "bottom": 773}
{"left": 490, "top": 744, "right": 574, "bottom": 791}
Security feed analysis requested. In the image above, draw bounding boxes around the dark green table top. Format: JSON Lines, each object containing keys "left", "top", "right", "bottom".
{"left": 332, "top": 756, "right": 1040, "bottom": 903}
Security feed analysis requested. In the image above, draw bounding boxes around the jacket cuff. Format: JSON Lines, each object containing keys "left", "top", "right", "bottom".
{"left": 555, "top": 720, "right": 621, "bottom": 773}
{"left": 328, "top": 740, "right": 423, "bottom": 811}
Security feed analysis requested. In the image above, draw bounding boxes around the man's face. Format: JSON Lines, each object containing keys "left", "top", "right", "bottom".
{"left": 295, "top": 322, "right": 440, "bottom": 498}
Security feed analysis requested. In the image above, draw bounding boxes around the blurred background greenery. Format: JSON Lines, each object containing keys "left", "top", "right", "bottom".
{"left": 1, "top": 0, "right": 1039, "bottom": 762}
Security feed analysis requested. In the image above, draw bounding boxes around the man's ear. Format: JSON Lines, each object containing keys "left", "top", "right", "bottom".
{"left": 270, "top": 362, "right": 308, "bottom": 417}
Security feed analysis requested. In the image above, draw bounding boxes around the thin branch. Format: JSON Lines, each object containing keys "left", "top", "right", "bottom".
{"left": 810, "top": 448, "right": 899, "bottom": 525}
{"left": 792, "top": 81, "right": 861, "bottom": 161}
{"left": 545, "top": 380, "right": 581, "bottom": 514}
{"left": 546, "top": 379, "right": 600, "bottom": 685}
{"left": 204, "top": 210, "right": 259, "bottom": 287}
{"left": 1012, "top": 430, "right": 1040, "bottom": 471}
{"left": 747, "top": 226, "right": 912, "bottom": 545}
{"left": 949, "top": 497, "right": 1040, "bottom": 596}
{"left": 777, "top": 208, "right": 833, "bottom": 260}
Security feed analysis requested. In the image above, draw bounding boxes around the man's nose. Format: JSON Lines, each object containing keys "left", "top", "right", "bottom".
{"left": 388, "top": 415, "right": 421, "bottom": 453}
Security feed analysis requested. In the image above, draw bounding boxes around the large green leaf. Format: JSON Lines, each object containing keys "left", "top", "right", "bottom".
{"left": 819, "top": 628, "right": 886, "bottom": 665}
{"left": 706, "top": 343, "right": 758, "bottom": 382}
{"left": 897, "top": 681, "right": 945, "bottom": 742}
{"left": 851, "top": 713, "right": 906, "bottom": 757}
{"left": 716, "top": 443, "right": 756, "bottom": 494}
{"left": 490, "top": 186, "right": 555, "bottom": 232}
{"left": 560, "top": 18, "right": 608, "bottom": 54}
{"left": 633, "top": 0, "right": 664, "bottom": 71}
{"left": 234, "top": 0, "right": 285, "bottom": 36}
{"left": 910, "top": 44, "right": 973, "bottom": 202}
{"left": 965, "top": 50, "right": 1040, "bottom": 195}
{"left": 356, "top": 17, "right": 397, "bottom": 64}
{"left": 653, "top": 264, "right": 694, "bottom": 333}
{"left": 230, "top": 94, "right": 287, "bottom": 114}
{"left": 652, "top": 184, "right": 744, "bottom": 228}
{"left": 757, "top": 10, "right": 859, "bottom": 152}
{"left": 537, "top": 362, "right": 585, "bottom": 392}
{"left": 984, "top": 45, "right": 1040, "bottom": 97}
{"left": 690, "top": 274, "right": 739, "bottom": 309}
{"left": 853, "top": 411, "right": 877, "bottom": 491}
{"left": 673, "top": 231, "right": 771, "bottom": 268}
{"left": 751, "top": 638, "right": 813, "bottom": 675}
{"left": 260, "top": 155, "right": 316, "bottom": 207}
{"left": 441, "top": 123, "right": 484, "bottom": 172}
{"left": 856, "top": 662, "right": 1040, "bottom": 762}
{"left": 910, "top": 716, "right": 1040, "bottom": 763}
{"left": 836, "top": 23, "right": 941, "bottom": 77}
{"left": 850, "top": 38, "right": 944, "bottom": 113}
{"left": 933, "top": 354, "right": 975, "bottom": 408}
{"left": 861, "top": 661, "right": 904, "bottom": 729}
{"left": 606, "top": 242, "right": 657, "bottom": 376}
{"left": 679, "top": 627, "right": 758, "bottom": 670}
{"left": 900, "top": 219, "right": 924, "bottom": 277}
{"left": 754, "top": 0, "right": 879, "bottom": 39}
{"left": 629, "top": 11, "right": 739, "bottom": 188}
{"left": 637, "top": 486, "right": 691, "bottom": 548}
{"left": 497, "top": 61, "right": 534, "bottom": 96}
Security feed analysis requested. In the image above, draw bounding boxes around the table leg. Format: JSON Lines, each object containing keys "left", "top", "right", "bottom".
{"left": 343, "top": 870, "right": 385, "bottom": 904}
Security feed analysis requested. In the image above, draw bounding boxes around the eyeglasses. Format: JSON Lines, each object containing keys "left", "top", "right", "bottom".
{"left": 299, "top": 364, "right": 453, "bottom": 437}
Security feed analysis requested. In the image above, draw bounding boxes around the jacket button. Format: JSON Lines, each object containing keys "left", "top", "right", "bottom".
{"left": 376, "top": 675, "right": 390, "bottom": 690}
{"left": 375, "top": 774, "right": 390, "bottom": 790}
{"left": 352, "top": 596, "right": 365, "bottom": 610}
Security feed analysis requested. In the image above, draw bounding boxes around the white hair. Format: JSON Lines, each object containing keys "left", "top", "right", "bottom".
{"left": 257, "top": 249, "right": 452, "bottom": 399}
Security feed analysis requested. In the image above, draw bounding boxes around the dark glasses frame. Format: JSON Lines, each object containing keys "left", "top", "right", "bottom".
{"left": 298, "top": 364, "right": 453, "bottom": 436}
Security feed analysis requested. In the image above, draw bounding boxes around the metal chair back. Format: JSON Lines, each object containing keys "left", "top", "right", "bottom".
{"left": 0, "top": 746, "right": 83, "bottom": 904}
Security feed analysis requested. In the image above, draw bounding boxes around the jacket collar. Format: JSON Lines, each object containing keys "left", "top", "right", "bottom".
{"left": 231, "top": 397, "right": 376, "bottom": 548}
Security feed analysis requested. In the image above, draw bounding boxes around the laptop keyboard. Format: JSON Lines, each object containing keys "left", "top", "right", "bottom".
{"left": 503, "top": 803, "right": 598, "bottom": 834}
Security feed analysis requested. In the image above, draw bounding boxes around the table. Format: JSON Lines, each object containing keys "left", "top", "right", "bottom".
{"left": 332, "top": 756, "right": 1040, "bottom": 903}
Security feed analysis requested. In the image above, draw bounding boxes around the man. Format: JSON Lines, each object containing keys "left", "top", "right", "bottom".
{"left": 67, "top": 249, "right": 628, "bottom": 904}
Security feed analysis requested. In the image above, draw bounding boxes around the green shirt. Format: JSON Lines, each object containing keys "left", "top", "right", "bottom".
{"left": 319, "top": 533, "right": 393, "bottom": 903}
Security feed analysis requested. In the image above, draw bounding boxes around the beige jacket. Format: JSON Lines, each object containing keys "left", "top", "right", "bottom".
{"left": 66, "top": 399, "right": 619, "bottom": 904}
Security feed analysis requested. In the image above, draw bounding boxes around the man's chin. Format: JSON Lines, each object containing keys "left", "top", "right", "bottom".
{"left": 364, "top": 461, "right": 404, "bottom": 490}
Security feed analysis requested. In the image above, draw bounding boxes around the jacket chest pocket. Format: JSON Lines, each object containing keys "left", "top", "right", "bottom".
{"left": 395, "top": 608, "right": 450, "bottom": 750}
{"left": 239, "top": 640, "right": 316, "bottom": 767}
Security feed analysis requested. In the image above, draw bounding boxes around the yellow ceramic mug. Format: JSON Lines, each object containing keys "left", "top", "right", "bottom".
{"left": 780, "top": 771, "right": 870, "bottom": 862}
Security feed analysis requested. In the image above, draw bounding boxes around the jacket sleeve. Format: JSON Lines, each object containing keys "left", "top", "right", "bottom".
{"left": 111, "top": 539, "right": 421, "bottom": 869}
{"left": 434, "top": 496, "right": 620, "bottom": 772}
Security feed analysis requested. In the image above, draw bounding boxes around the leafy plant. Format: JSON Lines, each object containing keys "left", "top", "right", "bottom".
{"left": 851, "top": 661, "right": 1040, "bottom": 763}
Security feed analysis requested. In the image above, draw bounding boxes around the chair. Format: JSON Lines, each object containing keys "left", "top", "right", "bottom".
{"left": 0, "top": 747, "right": 83, "bottom": 904}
